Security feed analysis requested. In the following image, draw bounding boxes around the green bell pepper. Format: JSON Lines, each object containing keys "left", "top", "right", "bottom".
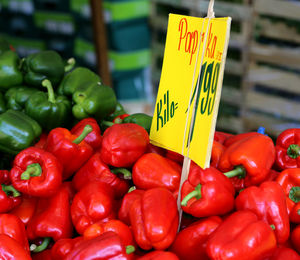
{"left": 104, "top": 101, "right": 127, "bottom": 121}
{"left": 57, "top": 67, "right": 101, "bottom": 96}
{"left": 0, "top": 109, "right": 42, "bottom": 154}
{"left": 122, "top": 113, "right": 153, "bottom": 133}
{"left": 0, "top": 92, "right": 6, "bottom": 114}
{"left": 25, "top": 79, "right": 72, "bottom": 131}
{"left": 21, "top": 50, "right": 67, "bottom": 88}
{"left": 72, "top": 83, "right": 117, "bottom": 121}
{"left": 5, "top": 86, "right": 39, "bottom": 111}
{"left": 0, "top": 50, "right": 23, "bottom": 90}
{"left": 0, "top": 37, "right": 11, "bottom": 55}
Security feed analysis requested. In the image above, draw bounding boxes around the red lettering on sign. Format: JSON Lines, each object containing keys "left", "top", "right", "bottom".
{"left": 205, "top": 24, "right": 217, "bottom": 59}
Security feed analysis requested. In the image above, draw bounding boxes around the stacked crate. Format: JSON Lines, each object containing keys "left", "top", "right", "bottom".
{"left": 150, "top": 0, "right": 253, "bottom": 133}
{"left": 243, "top": 0, "right": 300, "bottom": 137}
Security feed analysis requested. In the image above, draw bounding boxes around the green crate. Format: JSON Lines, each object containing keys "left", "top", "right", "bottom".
{"left": 70, "top": 0, "right": 91, "bottom": 20}
{"left": 3, "top": 0, "right": 34, "bottom": 15}
{"left": 74, "top": 37, "right": 97, "bottom": 70}
{"left": 7, "top": 14, "right": 38, "bottom": 38}
{"left": 33, "top": 0, "right": 70, "bottom": 12}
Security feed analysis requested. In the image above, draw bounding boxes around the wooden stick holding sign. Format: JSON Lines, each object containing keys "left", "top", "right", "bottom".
{"left": 149, "top": 0, "right": 231, "bottom": 228}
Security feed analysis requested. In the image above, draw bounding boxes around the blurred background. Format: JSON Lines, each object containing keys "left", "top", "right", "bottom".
{"left": 0, "top": 0, "right": 299, "bottom": 137}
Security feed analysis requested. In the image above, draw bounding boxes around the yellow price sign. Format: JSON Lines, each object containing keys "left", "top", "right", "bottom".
{"left": 150, "top": 14, "right": 231, "bottom": 168}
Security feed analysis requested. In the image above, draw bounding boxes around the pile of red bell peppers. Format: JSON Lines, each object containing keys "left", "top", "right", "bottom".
{"left": 2, "top": 118, "right": 300, "bottom": 260}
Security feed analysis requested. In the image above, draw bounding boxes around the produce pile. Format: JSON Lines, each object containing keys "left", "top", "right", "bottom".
{"left": 1, "top": 42, "right": 300, "bottom": 259}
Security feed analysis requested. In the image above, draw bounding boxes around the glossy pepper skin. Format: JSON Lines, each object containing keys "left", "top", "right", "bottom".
{"left": 71, "top": 118, "right": 102, "bottom": 150}
{"left": 122, "top": 113, "right": 153, "bottom": 133}
{"left": 25, "top": 79, "right": 72, "bottom": 131}
{"left": 72, "top": 153, "right": 130, "bottom": 198}
{"left": 72, "top": 83, "right": 117, "bottom": 121}
{"left": 270, "top": 247, "right": 300, "bottom": 260}
{"left": 21, "top": 50, "right": 65, "bottom": 87}
{"left": 44, "top": 125, "right": 93, "bottom": 180}
{"left": 26, "top": 184, "right": 73, "bottom": 245}
{"left": 132, "top": 153, "right": 181, "bottom": 192}
{"left": 65, "top": 231, "right": 133, "bottom": 260}
{"left": 235, "top": 181, "right": 290, "bottom": 244}
{"left": 83, "top": 219, "right": 134, "bottom": 247}
{"left": 0, "top": 109, "right": 42, "bottom": 155}
{"left": 0, "top": 234, "right": 31, "bottom": 260}
{"left": 210, "top": 140, "right": 225, "bottom": 168}
{"left": 0, "top": 50, "right": 23, "bottom": 89}
{"left": 223, "top": 131, "right": 261, "bottom": 147}
{"left": 5, "top": 86, "right": 38, "bottom": 111}
{"left": 276, "top": 168, "right": 300, "bottom": 223}
{"left": 170, "top": 216, "right": 222, "bottom": 260}
{"left": 10, "top": 147, "right": 63, "bottom": 197}
{"left": 181, "top": 163, "right": 235, "bottom": 218}
{"left": 129, "top": 187, "right": 179, "bottom": 250}
{"left": 0, "top": 213, "right": 29, "bottom": 251}
{"left": 118, "top": 188, "right": 145, "bottom": 225}
{"left": 218, "top": 133, "right": 276, "bottom": 187}
{"left": 100, "top": 123, "right": 149, "bottom": 167}
{"left": 139, "top": 251, "right": 179, "bottom": 260}
{"left": 57, "top": 67, "right": 101, "bottom": 96}
{"left": 51, "top": 236, "right": 84, "bottom": 260}
{"left": 275, "top": 128, "right": 300, "bottom": 170}
{"left": 214, "top": 131, "right": 233, "bottom": 144}
{"left": 71, "top": 182, "right": 116, "bottom": 235}
{"left": 0, "top": 170, "right": 22, "bottom": 213}
{"left": 291, "top": 225, "right": 300, "bottom": 254}
{"left": 206, "top": 210, "right": 277, "bottom": 260}
{"left": 9, "top": 195, "right": 37, "bottom": 226}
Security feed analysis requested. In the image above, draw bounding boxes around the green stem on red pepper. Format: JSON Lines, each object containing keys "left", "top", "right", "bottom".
{"left": 128, "top": 186, "right": 136, "bottom": 193}
{"left": 223, "top": 165, "right": 246, "bottom": 179}
{"left": 101, "top": 120, "right": 115, "bottom": 127}
{"left": 21, "top": 163, "right": 42, "bottom": 180}
{"left": 181, "top": 184, "right": 202, "bottom": 206}
{"left": 1, "top": 184, "right": 20, "bottom": 197}
{"left": 270, "top": 224, "right": 275, "bottom": 230}
{"left": 30, "top": 237, "right": 51, "bottom": 253}
{"left": 111, "top": 168, "right": 132, "bottom": 180}
{"left": 42, "top": 79, "right": 56, "bottom": 103}
{"left": 64, "top": 58, "right": 76, "bottom": 73}
{"left": 73, "top": 124, "right": 93, "bottom": 144}
{"left": 126, "top": 245, "right": 135, "bottom": 254}
{"left": 289, "top": 186, "right": 300, "bottom": 203}
{"left": 287, "top": 144, "right": 300, "bottom": 159}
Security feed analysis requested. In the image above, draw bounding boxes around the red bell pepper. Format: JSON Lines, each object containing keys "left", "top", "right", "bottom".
{"left": 26, "top": 184, "right": 73, "bottom": 252}
{"left": 0, "top": 213, "right": 29, "bottom": 251}
{"left": 44, "top": 125, "right": 93, "bottom": 180}
{"left": 210, "top": 140, "right": 225, "bottom": 168}
{"left": 223, "top": 131, "right": 261, "bottom": 147}
{"left": 235, "top": 181, "right": 290, "bottom": 244}
{"left": 31, "top": 249, "right": 53, "bottom": 260}
{"left": 206, "top": 210, "right": 277, "bottom": 260}
{"left": 145, "top": 143, "right": 166, "bottom": 157}
{"left": 276, "top": 168, "right": 300, "bottom": 223}
{"left": 132, "top": 153, "right": 181, "bottom": 192}
{"left": 270, "top": 247, "right": 300, "bottom": 260}
{"left": 170, "top": 216, "right": 222, "bottom": 260}
{"left": 64, "top": 231, "right": 134, "bottom": 260}
{"left": 51, "top": 236, "right": 84, "bottom": 260}
{"left": 118, "top": 188, "right": 145, "bottom": 225}
{"left": 113, "top": 113, "right": 130, "bottom": 123}
{"left": 71, "top": 181, "right": 116, "bottom": 235}
{"left": 0, "top": 170, "right": 22, "bottom": 213}
{"left": 129, "top": 187, "right": 179, "bottom": 250}
{"left": 34, "top": 132, "right": 48, "bottom": 149}
{"left": 100, "top": 123, "right": 149, "bottom": 167}
{"left": 83, "top": 219, "right": 134, "bottom": 247}
{"left": 214, "top": 131, "right": 233, "bottom": 144}
{"left": 72, "top": 152, "right": 130, "bottom": 198}
{"left": 9, "top": 195, "right": 37, "bottom": 226}
{"left": 165, "top": 150, "right": 184, "bottom": 164}
{"left": 218, "top": 133, "right": 276, "bottom": 187}
{"left": 0, "top": 234, "right": 31, "bottom": 260}
{"left": 180, "top": 162, "right": 235, "bottom": 218}
{"left": 265, "top": 169, "right": 280, "bottom": 182}
{"left": 138, "top": 251, "right": 179, "bottom": 260}
{"left": 71, "top": 118, "right": 102, "bottom": 150}
{"left": 291, "top": 225, "right": 300, "bottom": 254}
{"left": 275, "top": 128, "right": 300, "bottom": 170}
{"left": 10, "top": 147, "right": 62, "bottom": 197}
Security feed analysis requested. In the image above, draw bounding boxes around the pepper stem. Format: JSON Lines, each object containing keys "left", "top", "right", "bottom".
{"left": 21, "top": 163, "right": 42, "bottom": 180}
{"left": 126, "top": 245, "right": 135, "bottom": 254}
{"left": 287, "top": 144, "right": 300, "bottom": 159}
{"left": 113, "top": 118, "right": 123, "bottom": 124}
{"left": 42, "top": 79, "right": 56, "bottom": 103}
{"left": 1, "top": 184, "right": 20, "bottom": 197}
{"left": 128, "top": 186, "right": 136, "bottom": 193}
{"left": 73, "top": 124, "right": 93, "bottom": 144}
{"left": 30, "top": 237, "right": 51, "bottom": 253}
{"left": 111, "top": 168, "right": 132, "bottom": 180}
{"left": 101, "top": 120, "right": 114, "bottom": 127}
{"left": 223, "top": 165, "right": 246, "bottom": 179}
{"left": 270, "top": 224, "right": 275, "bottom": 230}
{"left": 181, "top": 184, "right": 202, "bottom": 207}
{"left": 289, "top": 186, "right": 300, "bottom": 203}
{"left": 64, "top": 58, "right": 76, "bottom": 72}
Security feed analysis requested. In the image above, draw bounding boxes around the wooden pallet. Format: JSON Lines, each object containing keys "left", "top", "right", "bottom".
{"left": 150, "top": 0, "right": 253, "bottom": 133}
{"left": 243, "top": 0, "right": 300, "bottom": 137}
